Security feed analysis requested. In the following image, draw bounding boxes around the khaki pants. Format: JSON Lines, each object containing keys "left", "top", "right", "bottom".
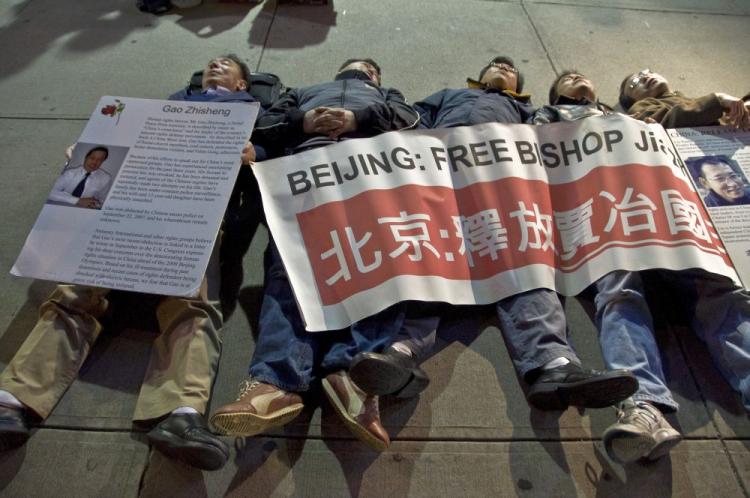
{"left": 0, "top": 254, "right": 223, "bottom": 422}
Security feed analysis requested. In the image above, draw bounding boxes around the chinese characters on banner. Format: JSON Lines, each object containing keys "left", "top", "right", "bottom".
{"left": 254, "top": 115, "right": 739, "bottom": 331}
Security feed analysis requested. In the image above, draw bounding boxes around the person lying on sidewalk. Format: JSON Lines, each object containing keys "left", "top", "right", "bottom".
{"left": 0, "top": 54, "right": 263, "bottom": 471}
{"left": 619, "top": 68, "right": 749, "bottom": 129}
{"left": 349, "top": 59, "right": 638, "bottom": 416}
{"left": 209, "top": 58, "right": 421, "bottom": 451}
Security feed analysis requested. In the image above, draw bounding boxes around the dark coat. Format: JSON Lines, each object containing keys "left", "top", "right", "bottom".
{"left": 252, "top": 70, "right": 419, "bottom": 156}
{"left": 414, "top": 88, "right": 534, "bottom": 128}
{"left": 704, "top": 188, "right": 750, "bottom": 207}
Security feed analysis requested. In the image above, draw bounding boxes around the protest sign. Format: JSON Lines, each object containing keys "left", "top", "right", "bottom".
{"left": 254, "top": 114, "right": 738, "bottom": 331}
{"left": 669, "top": 127, "right": 750, "bottom": 288}
{"left": 12, "top": 96, "right": 259, "bottom": 297}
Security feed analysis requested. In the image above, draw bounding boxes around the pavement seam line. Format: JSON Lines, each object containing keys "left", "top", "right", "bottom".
{"left": 670, "top": 323, "right": 750, "bottom": 498}
{"left": 0, "top": 116, "right": 89, "bottom": 121}
{"left": 519, "top": 0, "right": 558, "bottom": 75}
{"left": 525, "top": 1, "right": 749, "bottom": 17}
{"left": 254, "top": 0, "right": 280, "bottom": 72}
{"left": 30, "top": 426, "right": 750, "bottom": 444}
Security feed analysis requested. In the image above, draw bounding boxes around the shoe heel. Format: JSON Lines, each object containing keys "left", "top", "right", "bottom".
{"left": 394, "top": 372, "right": 430, "bottom": 399}
{"left": 527, "top": 384, "right": 567, "bottom": 411}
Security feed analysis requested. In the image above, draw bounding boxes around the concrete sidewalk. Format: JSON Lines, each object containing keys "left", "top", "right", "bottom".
{"left": 1, "top": 0, "right": 749, "bottom": 496}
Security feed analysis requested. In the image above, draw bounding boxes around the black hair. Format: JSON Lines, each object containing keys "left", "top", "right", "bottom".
{"left": 221, "top": 53, "right": 251, "bottom": 85}
{"left": 478, "top": 56, "right": 524, "bottom": 93}
{"left": 685, "top": 155, "right": 736, "bottom": 180}
{"left": 85, "top": 146, "right": 109, "bottom": 161}
{"left": 618, "top": 73, "right": 637, "bottom": 111}
{"left": 549, "top": 69, "right": 581, "bottom": 105}
{"left": 338, "top": 58, "right": 382, "bottom": 78}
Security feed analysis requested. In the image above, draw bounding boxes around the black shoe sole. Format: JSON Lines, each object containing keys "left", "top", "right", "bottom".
{"left": 527, "top": 371, "right": 638, "bottom": 411}
{"left": 350, "top": 353, "right": 430, "bottom": 398}
{"left": 0, "top": 430, "right": 30, "bottom": 451}
{"left": 392, "top": 370, "right": 430, "bottom": 399}
{"left": 146, "top": 428, "right": 229, "bottom": 471}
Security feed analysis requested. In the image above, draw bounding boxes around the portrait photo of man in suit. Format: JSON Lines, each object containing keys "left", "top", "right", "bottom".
{"left": 47, "top": 145, "right": 113, "bottom": 209}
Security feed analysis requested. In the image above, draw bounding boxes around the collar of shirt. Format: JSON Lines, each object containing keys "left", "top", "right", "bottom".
{"left": 203, "top": 85, "right": 232, "bottom": 96}
{"left": 465, "top": 78, "right": 532, "bottom": 103}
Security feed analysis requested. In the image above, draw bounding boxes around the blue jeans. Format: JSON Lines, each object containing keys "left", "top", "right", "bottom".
{"left": 592, "top": 270, "right": 677, "bottom": 410}
{"left": 496, "top": 288, "right": 580, "bottom": 381}
{"left": 672, "top": 269, "right": 750, "bottom": 411}
{"left": 594, "top": 268, "right": 750, "bottom": 412}
{"left": 248, "top": 239, "right": 406, "bottom": 392}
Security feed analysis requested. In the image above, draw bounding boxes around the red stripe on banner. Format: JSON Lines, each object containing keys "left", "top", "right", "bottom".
{"left": 298, "top": 164, "right": 729, "bottom": 305}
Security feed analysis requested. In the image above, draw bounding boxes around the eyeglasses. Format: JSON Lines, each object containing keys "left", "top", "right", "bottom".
{"left": 489, "top": 62, "right": 518, "bottom": 74}
{"left": 707, "top": 172, "right": 742, "bottom": 185}
{"left": 627, "top": 69, "right": 651, "bottom": 89}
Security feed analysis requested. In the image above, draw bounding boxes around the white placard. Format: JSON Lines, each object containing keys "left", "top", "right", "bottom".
{"left": 12, "top": 96, "right": 259, "bottom": 296}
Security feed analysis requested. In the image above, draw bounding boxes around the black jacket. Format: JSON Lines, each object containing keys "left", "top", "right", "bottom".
{"left": 704, "top": 188, "right": 750, "bottom": 207}
{"left": 252, "top": 70, "right": 419, "bottom": 156}
{"left": 414, "top": 88, "right": 534, "bottom": 128}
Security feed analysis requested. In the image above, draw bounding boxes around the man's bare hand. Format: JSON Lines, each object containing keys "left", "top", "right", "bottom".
{"left": 241, "top": 141, "right": 256, "bottom": 166}
{"left": 76, "top": 197, "right": 100, "bottom": 209}
{"left": 726, "top": 100, "right": 750, "bottom": 130}
{"left": 714, "top": 93, "right": 749, "bottom": 129}
{"left": 65, "top": 143, "right": 77, "bottom": 162}
{"left": 303, "top": 107, "right": 357, "bottom": 138}
{"left": 324, "top": 109, "right": 357, "bottom": 138}
{"left": 303, "top": 107, "right": 330, "bottom": 134}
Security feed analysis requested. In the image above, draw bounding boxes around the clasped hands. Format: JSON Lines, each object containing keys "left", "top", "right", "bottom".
{"left": 303, "top": 107, "right": 358, "bottom": 139}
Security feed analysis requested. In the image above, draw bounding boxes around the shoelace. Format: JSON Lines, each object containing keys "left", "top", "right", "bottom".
{"left": 618, "top": 403, "right": 660, "bottom": 430}
{"left": 236, "top": 378, "right": 261, "bottom": 400}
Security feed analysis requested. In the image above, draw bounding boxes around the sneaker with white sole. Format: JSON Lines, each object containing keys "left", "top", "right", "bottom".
{"left": 210, "top": 379, "right": 304, "bottom": 437}
{"left": 603, "top": 398, "right": 682, "bottom": 464}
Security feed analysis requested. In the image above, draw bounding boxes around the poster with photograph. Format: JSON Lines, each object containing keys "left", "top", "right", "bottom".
{"left": 12, "top": 96, "right": 259, "bottom": 297}
{"left": 668, "top": 127, "right": 750, "bottom": 289}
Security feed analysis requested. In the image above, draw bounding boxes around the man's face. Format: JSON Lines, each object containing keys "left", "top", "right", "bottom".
{"left": 83, "top": 150, "right": 107, "bottom": 173}
{"left": 202, "top": 58, "right": 248, "bottom": 92}
{"left": 480, "top": 62, "right": 518, "bottom": 93}
{"left": 624, "top": 69, "right": 670, "bottom": 104}
{"left": 338, "top": 61, "right": 380, "bottom": 86}
{"left": 556, "top": 73, "right": 597, "bottom": 102}
{"left": 699, "top": 162, "right": 746, "bottom": 203}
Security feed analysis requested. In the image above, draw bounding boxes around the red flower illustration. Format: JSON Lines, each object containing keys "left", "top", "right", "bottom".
{"left": 100, "top": 99, "right": 126, "bottom": 124}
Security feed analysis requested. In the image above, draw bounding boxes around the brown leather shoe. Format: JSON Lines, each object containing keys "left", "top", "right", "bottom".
{"left": 210, "top": 379, "right": 304, "bottom": 437}
{"left": 322, "top": 371, "right": 390, "bottom": 451}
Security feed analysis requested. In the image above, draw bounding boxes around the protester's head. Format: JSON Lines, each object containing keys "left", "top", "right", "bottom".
{"left": 202, "top": 54, "right": 249, "bottom": 92}
{"left": 549, "top": 70, "right": 597, "bottom": 105}
{"left": 337, "top": 58, "right": 382, "bottom": 86}
{"left": 83, "top": 146, "right": 109, "bottom": 172}
{"left": 478, "top": 56, "right": 524, "bottom": 93}
{"left": 691, "top": 156, "right": 747, "bottom": 204}
{"left": 619, "top": 68, "right": 670, "bottom": 110}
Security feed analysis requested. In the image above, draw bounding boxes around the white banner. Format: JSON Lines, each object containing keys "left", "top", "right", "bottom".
{"left": 254, "top": 114, "right": 738, "bottom": 331}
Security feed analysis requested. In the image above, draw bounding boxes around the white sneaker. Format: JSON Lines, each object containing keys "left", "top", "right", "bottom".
{"left": 603, "top": 399, "right": 682, "bottom": 463}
